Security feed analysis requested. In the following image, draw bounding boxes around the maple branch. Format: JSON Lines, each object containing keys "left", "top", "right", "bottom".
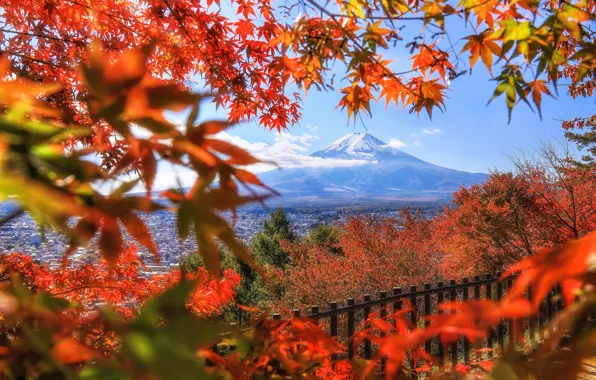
{"left": 305, "top": 0, "right": 494, "bottom": 21}
{"left": 304, "top": 0, "right": 421, "bottom": 95}
{"left": 560, "top": 0, "right": 596, "bottom": 20}
{"left": 2, "top": 51, "right": 63, "bottom": 69}
{"left": 49, "top": 285, "right": 130, "bottom": 297}
{"left": 162, "top": 0, "right": 241, "bottom": 92}
{"left": 63, "top": 0, "right": 147, "bottom": 40}
{"left": 0, "top": 28, "right": 87, "bottom": 46}
{"left": 0, "top": 208, "right": 24, "bottom": 226}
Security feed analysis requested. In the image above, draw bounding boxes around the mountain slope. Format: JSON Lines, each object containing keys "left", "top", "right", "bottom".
{"left": 257, "top": 133, "right": 487, "bottom": 200}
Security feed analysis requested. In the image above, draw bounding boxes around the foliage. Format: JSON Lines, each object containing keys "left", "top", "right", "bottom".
{"left": 0, "top": 44, "right": 270, "bottom": 378}
{"left": 0, "top": 45, "right": 276, "bottom": 277}
{"left": 250, "top": 208, "right": 297, "bottom": 269}
{"left": 0, "top": 0, "right": 593, "bottom": 138}
{"left": 225, "top": 208, "right": 299, "bottom": 321}
{"left": 0, "top": 0, "right": 594, "bottom": 377}
{"left": 0, "top": 0, "right": 301, "bottom": 138}
{"left": 305, "top": 223, "right": 343, "bottom": 255}
{"left": 436, "top": 146, "right": 596, "bottom": 278}
{"left": 564, "top": 115, "right": 596, "bottom": 165}
{"left": 0, "top": 245, "right": 240, "bottom": 318}
{"left": 278, "top": 208, "right": 441, "bottom": 308}
{"left": 204, "top": 310, "right": 346, "bottom": 378}
{"left": 0, "top": 246, "right": 240, "bottom": 378}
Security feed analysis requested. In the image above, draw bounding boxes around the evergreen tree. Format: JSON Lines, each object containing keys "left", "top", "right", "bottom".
{"left": 250, "top": 208, "right": 296, "bottom": 269}
{"left": 305, "top": 223, "right": 343, "bottom": 255}
{"left": 180, "top": 209, "right": 297, "bottom": 324}
{"left": 564, "top": 116, "right": 596, "bottom": 166}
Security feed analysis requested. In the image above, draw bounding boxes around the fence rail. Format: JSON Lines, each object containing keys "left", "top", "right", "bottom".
{"left": 273, "top": 272, "right": 563, "bottom": 371}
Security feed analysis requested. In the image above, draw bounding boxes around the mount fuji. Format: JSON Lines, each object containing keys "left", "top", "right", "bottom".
{"left": 256, "top": 132, "right": 487, "bottom": 203}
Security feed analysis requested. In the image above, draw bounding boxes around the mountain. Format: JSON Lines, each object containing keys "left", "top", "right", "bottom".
{"left": 310, "top": 132, "right": 421, "bottom": 162}
{"left": 256, "top": 132, "right": 487, "bottom": 203}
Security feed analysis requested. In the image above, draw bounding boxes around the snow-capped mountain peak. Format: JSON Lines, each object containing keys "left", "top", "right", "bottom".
{"left": 311, "top": 132, "right": 416, "bottom": 161}
{"left": 256, "top": 131, "right": 488, "bottom": 201}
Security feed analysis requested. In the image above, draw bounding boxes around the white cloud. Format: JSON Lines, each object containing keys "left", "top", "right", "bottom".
{"left": 423, "top": 128, "right": 442, "bottom": 135}
{"left": 306, "top": 124, "right": 318, "bottom": 132}
{"left": 143, "top": 130, "right": 370, "bottom": 191}
{"left": 215, "top": 131, "right": 368, "bottom": 173}
{"left": 413, "top": 140, "right": 422, "bottom": 146}
{"left": 384, "top": 138, "right": 407, "bottom": 149}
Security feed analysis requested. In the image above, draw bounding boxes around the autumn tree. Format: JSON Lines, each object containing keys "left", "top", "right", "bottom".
{"left": 279, "top": 209, "right": 441, "bottom": 308}
{"left": 0, "top": 45, "right": 277, "bottom": 378}
{"left": 510, "top": 141, "right": 596, "bottom": 243}
{"left": 435, "top": 172, "right": 541, "bottom": 277}
{"left": 436, "top": 144, "right": 596, "bottom": 277}
{"left": 0, "top": 0, "right": 593, "bottom": 138}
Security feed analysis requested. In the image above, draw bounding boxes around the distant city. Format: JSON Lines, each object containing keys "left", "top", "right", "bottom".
{"left": 0, "top": 131, "right": 479, "bottom": 274}
{"left": 0, "top": 200, "right": 446, "bottom": 272}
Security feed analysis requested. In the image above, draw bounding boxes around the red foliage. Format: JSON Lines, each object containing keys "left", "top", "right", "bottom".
{"left": 0, "top": 0, "right": 300, "bottom": 138}
{"left": 203, "top": 314, "right": 346, "bottom": 378}
{"left": 278, "top": 209, "right": 441, "bottom": 309}
{"left": 435, "top": 163, "right": 596, "bottom": 278}
{"left": 0, "top": 245, "right": 240, "bottom": 318}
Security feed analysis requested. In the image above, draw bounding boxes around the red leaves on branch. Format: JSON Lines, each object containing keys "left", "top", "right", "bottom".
{"left": 505, "top": 230, "right": 596, "bottom": 308}
{"left": 51, "top": 337, "right": 97, "bottom": 364}
{"left": 0, "top": 245, "right": 240, "bottom": 318}
{"left": 205, "top": 315, "right": 345, "bottom": 378}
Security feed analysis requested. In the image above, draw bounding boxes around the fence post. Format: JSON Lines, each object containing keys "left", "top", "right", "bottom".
{"left": 293, "top": 309, "right": 301, "bottom": 318}
{"left": 555, "top": 284, "right": 564, "bottom": 314}
{"left": 528, "top": 286, "right": 535, "bottom": 343}
{"left": 539, "top": 296, "right": 547, "bottom": 338}
{"left": 409, "top": 286, "right": 417, "bottom": 371}
{"left": 380, "top": 291, "right": 387, "bottom": 374}
{"left": 473, "top": 275, "right": 481, "bottom": 300}
{"left": 546, "top": 288, "right": 554, "bottom": 328}
{"left": 347, "top": 298, "right": 355, "bottom": 359}
{"left": 462, "top": 277, "right": 470, "bottom": 363}
{"left": 392, "top": 287, "right": 402, "bottom": 319}
{"left": 329, "top": 302, "right": 338, "bottom": 360}
{"left": 311, "top": 305, "right": 319, "bottom": 324}
{"left": 424, "top": 283, "right": 431, "bottom": 354}
{"left": 391, "top": 288, "right": 402, "bottom": 369}
{"left": 506, "top": 278, "right": 516, "bottom": 351}
{"left": 380, "top": 291, "right": 388, "bottom": 322}
{"left": 437, "top": 281, "right": 445, "bottom": 366}
{"left": 472, "top": 275, "right": 482, "bottom": 361}
{"left": 449, "top": 279, "right": 457, "bottom": 366}
{"left": 496, "top": 273, "right": 505, "bottom": 353}
{"left": 485, "top": 274, "right": 494, "bottom": 359}
{"left": 363, "top": 294, "right": 372, "bottom": 359}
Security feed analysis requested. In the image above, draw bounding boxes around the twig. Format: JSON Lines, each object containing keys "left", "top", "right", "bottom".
{"left": 0, "top": 207, "right": 24, "bottom": 226}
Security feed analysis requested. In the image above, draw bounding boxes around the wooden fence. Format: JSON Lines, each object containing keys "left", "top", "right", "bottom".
{"left": 272, "top": 272, "right": 563, "bottom": 370}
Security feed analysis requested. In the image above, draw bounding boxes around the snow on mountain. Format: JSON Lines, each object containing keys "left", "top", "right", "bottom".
{"left": 255, "top": 133, "right": 488, "bottom": 201}
{"left": 311, "top": 132, "right": 418, "bottom": 161}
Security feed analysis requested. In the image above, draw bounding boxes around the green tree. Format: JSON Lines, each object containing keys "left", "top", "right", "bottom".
{"left": 564, "top": 116, "right": 596, "bottom": 166}
{"left": 250, "top": 208, "right": 296, "bottom": 269}
{"left": 305, "top": 223, "right": 343, "bottom": 255}
{"left": 227, "top": 208, "right": 298, "bottom": 316}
